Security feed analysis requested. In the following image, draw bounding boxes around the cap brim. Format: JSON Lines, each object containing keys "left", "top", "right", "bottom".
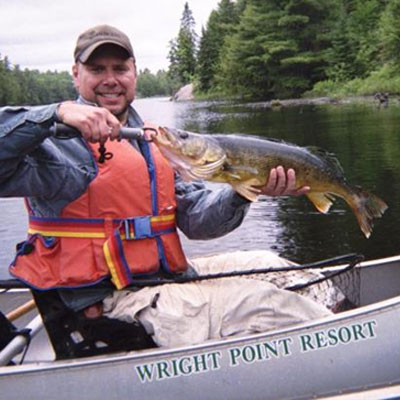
{"left": 77, "top": 40, "right": 131, "bottom": 63}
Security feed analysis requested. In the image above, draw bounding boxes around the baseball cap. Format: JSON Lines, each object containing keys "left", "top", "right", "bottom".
{"left": 74, "top": 24, "right": 135, "bottom": 63}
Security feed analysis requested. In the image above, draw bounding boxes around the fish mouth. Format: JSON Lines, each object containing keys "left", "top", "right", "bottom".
{"left": 156, "top": 127, "right": 196, "bottom": 167}
{"left": 158, "top": 127, "right": 180, "bottom": 148}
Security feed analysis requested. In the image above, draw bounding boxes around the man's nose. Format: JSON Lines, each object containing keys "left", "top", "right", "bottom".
{"left": 102, "top": 71, "right": 118, "bottom": 85}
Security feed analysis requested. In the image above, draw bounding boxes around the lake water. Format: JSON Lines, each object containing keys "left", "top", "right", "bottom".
{"left": 1, "top": 97, "right": 400, "bottom": 278}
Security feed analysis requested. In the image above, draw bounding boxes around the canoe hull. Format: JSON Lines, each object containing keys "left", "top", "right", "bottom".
{"left": 2, "top": 255, "right": 400, "bottom": 399}
{"left": 2, "top": 297, "right": 400, "bottom": 399}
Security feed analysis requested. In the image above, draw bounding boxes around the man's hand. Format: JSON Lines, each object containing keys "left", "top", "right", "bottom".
{"left": 260, "top": 166, "right": 310, "bottom": 197}
{"left": 57, "top": 102, "right": 121, "bottom": 144}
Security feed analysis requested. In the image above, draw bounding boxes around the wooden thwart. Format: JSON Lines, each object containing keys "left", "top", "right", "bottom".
{"left": 6, "top": 299, "right": 36, "bottom": 322}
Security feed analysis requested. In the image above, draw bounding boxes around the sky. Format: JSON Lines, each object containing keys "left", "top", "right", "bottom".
{"left": 0, "top": 0, "right": 221, "bottom": 74}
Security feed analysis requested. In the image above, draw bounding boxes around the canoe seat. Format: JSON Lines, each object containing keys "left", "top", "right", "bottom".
{"left": 31, "top": 290, "right": 156, "bottom": 360}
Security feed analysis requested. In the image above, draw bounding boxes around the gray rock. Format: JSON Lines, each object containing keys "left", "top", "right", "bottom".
{"left": 172, "top": 83, "right": 194, "bottom": 101}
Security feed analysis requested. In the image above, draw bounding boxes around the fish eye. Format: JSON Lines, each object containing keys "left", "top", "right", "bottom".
{"left": 178, "top": 130, "right": 189, "bottom": 139}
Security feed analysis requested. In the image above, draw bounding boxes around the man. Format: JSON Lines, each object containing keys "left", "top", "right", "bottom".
{"left": 0, "top": 25, "right": 330, "bottom": 349}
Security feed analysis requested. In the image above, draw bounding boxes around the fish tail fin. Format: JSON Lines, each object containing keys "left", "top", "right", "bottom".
{"left": 347, "top": 188, "right": 388, "bottom": 238}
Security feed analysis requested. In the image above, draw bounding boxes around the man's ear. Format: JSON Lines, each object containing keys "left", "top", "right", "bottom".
{"left": 72, "top": 64, "right": 79, "bottom": 90}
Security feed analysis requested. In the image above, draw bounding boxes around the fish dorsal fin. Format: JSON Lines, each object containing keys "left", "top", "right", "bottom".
{"left": 306, "top": 146, "right": 345, "bottom": 177}
{"left": 306, "top": 192, "right": 335, "bottom": 214}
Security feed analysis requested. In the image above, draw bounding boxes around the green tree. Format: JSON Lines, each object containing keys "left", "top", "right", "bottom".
{"left": 349, "top": 0, "right": 383, "bottom": 75}
{"left": 197, "top": 0, "right": 239, "bottom": 91}
{"left": 379, "top": 0, "right": 400, "bottom": 65}
{"left": 324, "top": 2, "right": 358, "bottom": 81}
{"left": 329, "top": 0, "right": 384, "bottom": 80}
{"left": 216, "top": 0, "right": 335, "bottom": 99}
{"left": 168, "top": 2, "right": 198, "bottom": 85}
{"left": 136, "top": 68, "right": 176, "bottom": 97}
{"left": 0, "top": 56, "right": 22, "bottom": 104}
{"left": 216, "top": 1, "right": 281, "bottom": 98}
{"left": 276, "top": 0, "right": 335, "bottom": 96}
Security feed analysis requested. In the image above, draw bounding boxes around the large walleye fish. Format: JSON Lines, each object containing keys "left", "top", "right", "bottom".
{"left": 154, "top": 127, "right": 387, "bottom": 238}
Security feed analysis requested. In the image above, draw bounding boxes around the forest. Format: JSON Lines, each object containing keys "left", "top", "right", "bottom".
{"left": 1, "top": 0, "right": 400, "bottom": 105}
{"left": 193, "top": 0, "right": 400, "bottom": 99}
{"left": 0, "top": 57, "right": 76, "bottom": 105}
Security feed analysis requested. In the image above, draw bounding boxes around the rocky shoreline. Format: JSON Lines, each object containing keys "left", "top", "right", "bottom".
{"left": 171, "top": 84, "right": 398, "bottom": 108}
{"left": 249, "top": 95, "right": 396, "bottom": 108}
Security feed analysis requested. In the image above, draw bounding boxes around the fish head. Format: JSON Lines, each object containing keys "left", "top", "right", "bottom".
{"left": 154, "top": 127, "right": 226, "bottom": 181}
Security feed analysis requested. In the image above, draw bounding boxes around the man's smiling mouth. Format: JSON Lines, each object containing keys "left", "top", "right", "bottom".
{"left": 99, "top": 93, "right": 120, "bottom": 98}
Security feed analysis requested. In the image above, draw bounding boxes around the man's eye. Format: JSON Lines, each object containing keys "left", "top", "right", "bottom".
{"left": 90, "top": 67, "right": 103, "bottom": 73}
{"left": 115, "top": 67, "right": 128, "bottom": 73}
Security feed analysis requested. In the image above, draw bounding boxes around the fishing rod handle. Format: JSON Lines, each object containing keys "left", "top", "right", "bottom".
{"left": 49, "top": 122, "right": 145, "bottom": 141}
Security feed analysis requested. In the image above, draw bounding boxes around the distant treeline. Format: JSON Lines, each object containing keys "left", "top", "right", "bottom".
{"left": 0, "top": 53, "right": 179, "bottom": 105}
{"left": 0, "top": 56, "right": 77, "bottom": 106}
{"left": 0, "top": 54, "right": 179, "bottom": 106}
{"left": 2, "top": 0, "right": 400, "bottom": 104}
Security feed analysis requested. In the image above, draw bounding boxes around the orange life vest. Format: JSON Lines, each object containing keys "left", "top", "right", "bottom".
{"left": 10, "top": 137, "right": 188, "bottom": 290}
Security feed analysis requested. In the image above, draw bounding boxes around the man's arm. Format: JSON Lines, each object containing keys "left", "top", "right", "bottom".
{"left": 0, "top": 103, "right": 100, "bottom": 206}
{"left": 175, "top": 175, "right": 250, "bottom": 240}
{"left": 0, "top": 104, "right": 59, "bottom": 197}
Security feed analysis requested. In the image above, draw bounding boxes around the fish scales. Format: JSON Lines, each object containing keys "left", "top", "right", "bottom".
{"left": 212, "top": 134, "right": 345, "bottom": 190}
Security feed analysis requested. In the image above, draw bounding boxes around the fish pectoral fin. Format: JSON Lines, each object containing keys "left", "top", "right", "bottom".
{"left": 231, "top": 180, "right": 262, "bottom": 202}
{"left": 190, "top": 156, "right": 226, "bottom": 180}
{"left": 306, "top": 192, "right": 335, "bottom": 214}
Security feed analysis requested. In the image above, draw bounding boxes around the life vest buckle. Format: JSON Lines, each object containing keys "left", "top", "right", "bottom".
{"left": 123, "top": 216, "right": 152, "bottom": 240}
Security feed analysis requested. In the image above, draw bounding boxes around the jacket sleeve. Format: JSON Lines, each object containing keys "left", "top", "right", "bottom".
{"left": 0, "top": 104, "right": 62, "bottom": 198}
{"left": 174, "top": 174, "right": 251, "bottom": 240}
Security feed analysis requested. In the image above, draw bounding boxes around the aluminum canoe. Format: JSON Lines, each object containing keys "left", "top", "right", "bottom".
{"left": 1, "top": 254, "right": 400, "bottom": 400}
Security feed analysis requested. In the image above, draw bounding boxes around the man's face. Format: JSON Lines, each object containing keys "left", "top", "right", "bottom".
{"left": 72, "top": 45, "right": 137, "bottom": 121}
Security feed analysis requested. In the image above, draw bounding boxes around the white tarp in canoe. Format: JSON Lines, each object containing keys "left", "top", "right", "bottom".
{"left": 103, "top": 250, "right": 337, "bottom": 347}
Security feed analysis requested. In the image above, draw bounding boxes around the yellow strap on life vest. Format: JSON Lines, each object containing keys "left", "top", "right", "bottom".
{"left": 27, "top": 214, "right": 175, "bottom": 239}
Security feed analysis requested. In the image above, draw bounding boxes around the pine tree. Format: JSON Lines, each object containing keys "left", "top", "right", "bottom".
{"left": 168, "top": 2, "right": 198, "bottom": 85}
{"left": 326, "top": 0, "right": 385, "bottom": 81}
{"left": 217, "top": 0, "right": 336, "bottom": 99}
{"left": 216, "top": 1, "right": 278, "bottom": 98}
{"left": 197, "top": 0, "right": 239, "bottom": 91}
{"left": 379, "top": 0, "right": 400, "bottom": 65}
